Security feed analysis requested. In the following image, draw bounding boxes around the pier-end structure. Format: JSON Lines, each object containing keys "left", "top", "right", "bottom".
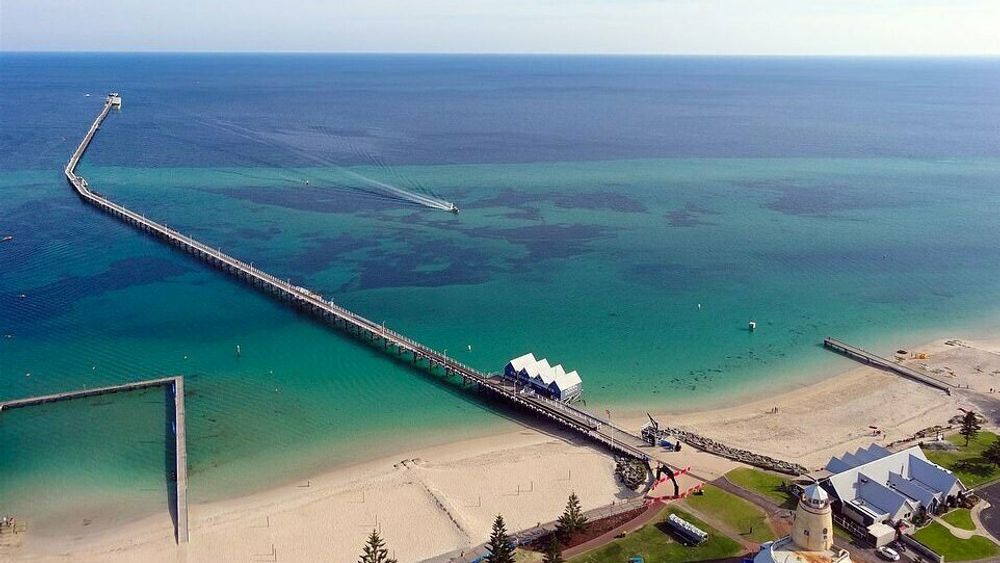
{"left": 0, "top": 376, "right": 188, "bottom": 543}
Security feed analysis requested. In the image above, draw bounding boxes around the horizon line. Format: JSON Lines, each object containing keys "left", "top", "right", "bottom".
{"left": 2, "top": 49, "right": 999, "bottom": 58}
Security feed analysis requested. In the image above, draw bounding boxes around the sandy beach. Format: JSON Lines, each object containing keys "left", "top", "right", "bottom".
{"left": 646, "top": 337, "right": 1000, "bottom": 469}
{"left": 5, "top": 336, "right": 999, "bottom": 562}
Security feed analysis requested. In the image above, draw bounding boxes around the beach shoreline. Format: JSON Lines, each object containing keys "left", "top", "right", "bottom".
{"left": 5, "top": 333, "right": 1000, "bottom": 561}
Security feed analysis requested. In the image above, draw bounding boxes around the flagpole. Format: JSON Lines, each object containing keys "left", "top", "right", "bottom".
{"left": 607, "top": 409, "right": 615, "bottom": 454}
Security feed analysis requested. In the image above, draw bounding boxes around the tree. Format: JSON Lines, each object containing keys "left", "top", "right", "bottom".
{"left": 984, "top": 437, "right": 1000, "bottom": 468}
{"left": 485, "top": 514, "right": 515, "bottom": 563}
{"left": 358, "top": 530, "right": 398, "bottom": 563}
{"left": 960, "top": 410, "right": 982, "bottom": 446}
{"left": 556, "top": 491, "right": 588, "bottom": 537}
{"left": 542, "top": 534, "right": 565, "bottom": 563}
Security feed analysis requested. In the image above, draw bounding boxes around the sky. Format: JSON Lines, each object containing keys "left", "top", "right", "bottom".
{"left": 2, "top": 0, "right": 999, "bottom": 55}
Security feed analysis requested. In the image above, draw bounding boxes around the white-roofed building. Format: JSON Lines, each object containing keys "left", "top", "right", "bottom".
{"left": 502, "top": 353, "right": 583, "bottom": 402}
{"left": 820, "top": 444, "right": 966, "bottom": 546}
{"left": 504, "top": 353, "right": 537, "bottom": 381}
{"left": 549, "top": 369, "right": 582, "bottom": 402}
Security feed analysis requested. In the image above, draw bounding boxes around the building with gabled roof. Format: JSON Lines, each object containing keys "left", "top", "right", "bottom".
{"left": 819, "top": 444, "right": 966, "bottom": 546}
{"left": 503, "top": 354, "right": 583, "bottom": 402}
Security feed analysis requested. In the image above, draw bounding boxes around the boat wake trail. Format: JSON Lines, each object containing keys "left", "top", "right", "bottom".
{"left": 195, "top": 117, "right": 459, "bottom": 213}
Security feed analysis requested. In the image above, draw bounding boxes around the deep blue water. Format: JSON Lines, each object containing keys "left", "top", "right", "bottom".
{"left": 3, "top": 54, "right": 999, "bottom": 172}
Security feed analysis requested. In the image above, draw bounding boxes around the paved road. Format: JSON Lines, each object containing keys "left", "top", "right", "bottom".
{"left": 975, "top": 480, "right": 1000, "bottom": 540}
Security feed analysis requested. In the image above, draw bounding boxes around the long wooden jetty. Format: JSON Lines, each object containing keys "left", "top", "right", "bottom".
{"left": 0, "top": 376, "right": 189, "bottom": 543}
{"left": 64, "top": 95, "right": 659, "bottom": 473}
{"left": 823, "top": 337, "right": 953, "bottom": 394}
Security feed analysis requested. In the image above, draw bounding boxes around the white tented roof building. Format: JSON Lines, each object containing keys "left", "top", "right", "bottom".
{"left": 505, "top": 353, "right": 537, "bottom": 379}
{"left": 823, "top": 444, "right": 965, "bottom": 527}
{"left": 503, "top": 353, "right": 583, "bottom": 402}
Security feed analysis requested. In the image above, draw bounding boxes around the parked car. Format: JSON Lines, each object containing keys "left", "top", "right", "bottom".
{"left": 876, "top": 546, "right": 901, "bottom": 561}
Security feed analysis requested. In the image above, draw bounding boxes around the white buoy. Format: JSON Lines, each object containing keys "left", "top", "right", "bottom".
{"left": 467, "top": 344, "right": 472, "bottom": 352}
{"left": 236, "top": 344, "right": 242, "bottom": 357}
{"left": 697, "top": 303, "right": 701, "bottom": 310}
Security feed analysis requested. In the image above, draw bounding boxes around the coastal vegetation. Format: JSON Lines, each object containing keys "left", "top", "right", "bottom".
{"left": 724, "top": 468, "right": 796, "bottom": 508}
{"left": 487, "top": 515, "right": 516, "bottom": 563}
{"left": 556, "top": 492, "right": 589, "bottom": 538}
{"left": 983, "top": 437, "right": 1000, "bottom": 468}
{"left": 570, "top": 507, "right": 743, "bottom": 563}
{"left": 357, "top": 530, "right": 398, "bottom": 563}
{"left": 940, "top": 508, "right": 976, "bottom": 531}
{"left": 542, "top": 535, "right": 565, "bottom": 563}
{"left": 681, "top": 484, "right": 776, "bottom": 543}
{"left": 959, "top": 410, "right": 982, "bottom": 446}
{"left": 912, "top": 521, "right": 999, "bottom": 562}
{"left": 924, "top": 430, "right": 1000, "bottom": 487}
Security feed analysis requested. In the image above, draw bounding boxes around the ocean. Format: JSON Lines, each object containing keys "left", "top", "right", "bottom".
{"left": 2, "top": 54, "right": 1000, "bottom": 536}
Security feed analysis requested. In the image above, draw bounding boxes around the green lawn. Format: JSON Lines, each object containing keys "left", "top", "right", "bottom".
{"left": 923, "top": 430, "right": 1000, "bottom": 488}
{"left": 682, "top": 484, "right": 776, "bottom": 544}
{"left": 912, "top": 521, "right": 999, "bottom": 562}
{"left": 571, "top": 507, "right": 744, "bottom": 563}
{"left": 941, "top": 508, "right": 977, "bottom": 531}
{"left": 724, "top": 468, "right": 796, "bottom": 508}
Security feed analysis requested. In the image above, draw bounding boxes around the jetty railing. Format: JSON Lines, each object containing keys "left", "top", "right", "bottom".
{"left": 64, "top": 95, "right": 657, "bottom": 470}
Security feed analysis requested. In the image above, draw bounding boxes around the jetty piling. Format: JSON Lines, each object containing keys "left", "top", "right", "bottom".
{"left": 63, "top": 95, "right": 665, "bottom": 475}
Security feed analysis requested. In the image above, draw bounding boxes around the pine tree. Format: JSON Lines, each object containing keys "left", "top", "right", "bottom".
{"left": 358, "top": 530, "right": 398, "bottom": 563}
{"left": 960, "top": 410, "right": 981, "bottom": 446}
{"left": 542, "top": 534, "right": 565, "bottom": 563}
{"left": 485, "top": 514, "right": 516, "bottom": 563}
{"left": 556, "top": 491, "right": 588, "bottom": 537}
{"left": 984, "top": 437, "right": 1000, "bottom": 468}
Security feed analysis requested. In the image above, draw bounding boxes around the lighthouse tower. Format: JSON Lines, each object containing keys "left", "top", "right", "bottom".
{"left": 792, "top": 482, "right": 834, "bottom": 552}
{"left": 753, "top": 480, "right": 851, "bottom": 563}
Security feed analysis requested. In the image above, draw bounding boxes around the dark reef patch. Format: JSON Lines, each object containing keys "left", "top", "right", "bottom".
{"left": 664, "top": 202, "right": 721, "bottom": 227}
{"left": 3, "top": 256, "right": 193, "bottom": 322}
{"left": 737, "top": 180, "right": 908, "bottom": 217}
{"left": 348, "top": 238, "right": 493, "bottom": 291}
{"left": 466, "top": 223, "right": 612, "bottom": 265}
{"left": 284, "top": 233, "right": 379, "bottom": 276}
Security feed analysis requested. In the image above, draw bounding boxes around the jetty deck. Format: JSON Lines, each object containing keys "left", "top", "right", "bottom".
{"left": 0, "top": 376, "right": 188, "bottom": 543}
{"left": 63, "top": 95, "right": 665, "bottom": 474}
{"left": 823, "top": 337, "right": 952, "bottom": 394}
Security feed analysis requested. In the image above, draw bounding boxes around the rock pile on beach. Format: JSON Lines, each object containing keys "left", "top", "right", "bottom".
{"left": 660, "top": 427, "right": 807, "bottom": 476}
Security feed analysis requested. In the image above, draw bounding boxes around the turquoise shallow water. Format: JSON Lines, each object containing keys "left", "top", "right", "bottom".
{"left": 5, "top": 154, "right": 1000, "bottom": 534}
{"left": 2, "top": 55, "right": 1000, "bottom": 537}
